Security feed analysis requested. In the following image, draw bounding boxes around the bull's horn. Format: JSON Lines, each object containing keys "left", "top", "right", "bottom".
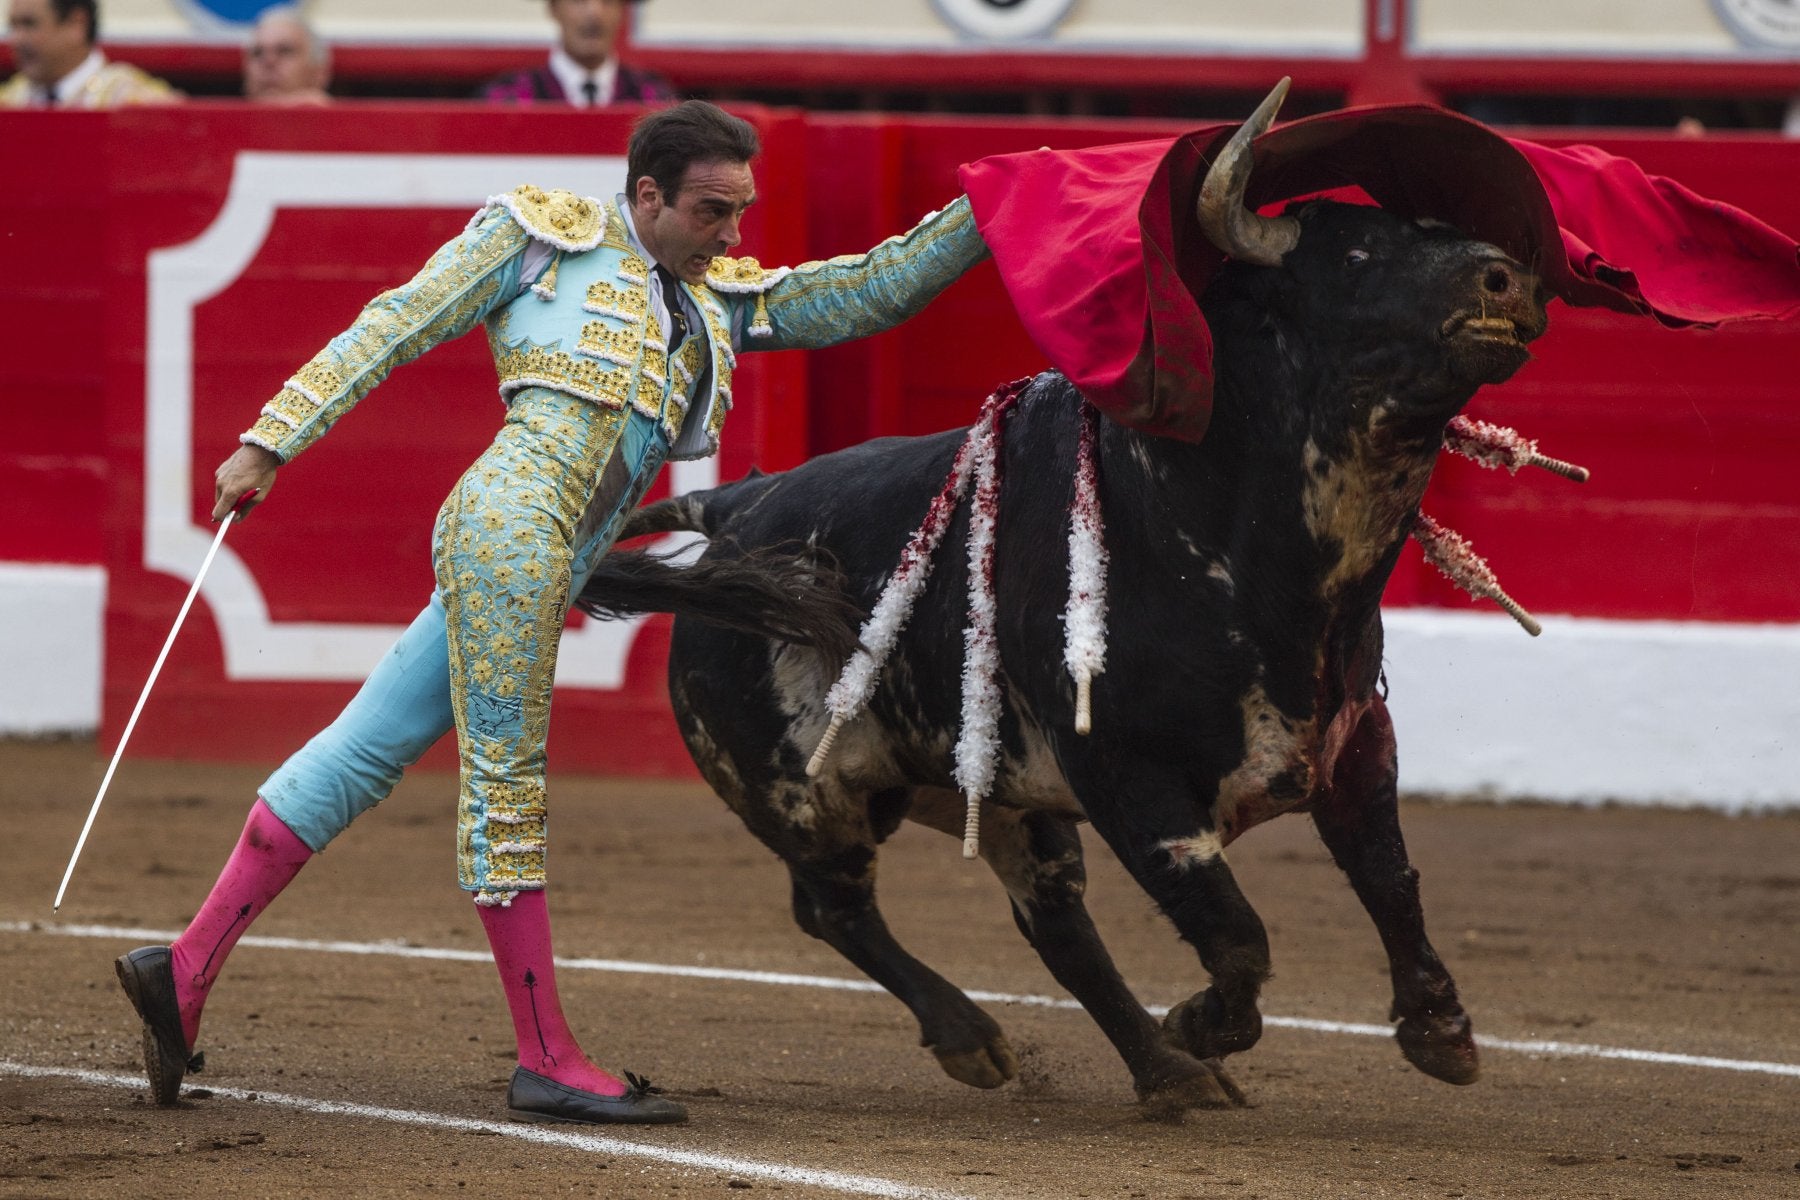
{"left": 1196, "top": 77, "right": 1301, "bottom": 267}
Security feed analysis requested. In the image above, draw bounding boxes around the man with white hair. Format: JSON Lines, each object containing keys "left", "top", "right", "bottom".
{"left": 243, "top": 4, "right": 330, "bottom": 106}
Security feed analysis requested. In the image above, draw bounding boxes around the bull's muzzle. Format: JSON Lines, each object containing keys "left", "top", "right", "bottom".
{"left": 1439, "top": 257, "right": 1548, "bottom": 349}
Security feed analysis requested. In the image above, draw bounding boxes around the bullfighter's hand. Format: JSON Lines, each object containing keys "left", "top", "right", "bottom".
{"left": 213, "top": 444, "right": 280, "bottom": 521}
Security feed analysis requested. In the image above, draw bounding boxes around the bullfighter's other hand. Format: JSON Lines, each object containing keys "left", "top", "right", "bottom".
{"left": 213, "top": 444, "right": 280, "bottom": 521}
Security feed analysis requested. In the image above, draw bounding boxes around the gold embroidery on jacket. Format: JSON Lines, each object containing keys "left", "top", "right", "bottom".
{"left": 492, "top": 339, "right": 631, "bottom": 410}
{"left": 704, "top": 255, "right": 787, "bottom": 292}
{"left": 583, "top": 278, "right": 647, "bottom": 323}
{"left": 501, "top": 185, "right": 606, "bottom": 251}
{"left": 616, "top": 252, "right": 650, "bottom": 284}
{"left": 578, "top": 319, "right": 643, "bottom": 368}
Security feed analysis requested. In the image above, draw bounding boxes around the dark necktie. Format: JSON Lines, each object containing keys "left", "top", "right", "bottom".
{"left": 580, "top": 79, "right": 598, "bottom": 107}
{"left": 656, "top": 267, "right": 689, "bottom": 346}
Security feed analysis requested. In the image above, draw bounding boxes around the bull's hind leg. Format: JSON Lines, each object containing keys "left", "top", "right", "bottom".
{"left": 1311, "top": 698, "right": 1479, "bottom": 1084}
{"left": 762, "top": 783, "right": 1020, "bottom": 1089}
{"left": 908, "top": 789, "right": 1243, "bottom": 1114}
{"left": 670, "top": 637, "right": 1013, "bottom": 1089}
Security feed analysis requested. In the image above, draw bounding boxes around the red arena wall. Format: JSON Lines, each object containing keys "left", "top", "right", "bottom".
{"left": 2, "top": 104, "right": 1798, "bottom": 794}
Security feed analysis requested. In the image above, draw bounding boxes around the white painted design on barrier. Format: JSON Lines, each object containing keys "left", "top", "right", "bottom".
{"left": 145, "top": 151, "right": 713, "bottom": 688}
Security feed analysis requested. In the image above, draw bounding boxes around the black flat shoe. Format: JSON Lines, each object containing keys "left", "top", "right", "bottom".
{"left": 115, "top": 945, "right": 203, "bottom": 1106}
{"left": 506, "top": 1067, "right": 688, "bottom": 1125}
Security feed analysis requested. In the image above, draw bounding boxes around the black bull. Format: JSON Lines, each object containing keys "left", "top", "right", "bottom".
{"left": 579, "top": 154, "right": 1550, "bottom": 1115}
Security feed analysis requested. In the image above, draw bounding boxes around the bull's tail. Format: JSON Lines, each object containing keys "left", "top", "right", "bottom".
{"left": 575, "top": 541, "right": 863, "bottom": 669}
{"left": 614, "top": 467, "right": 770, "bottom": 541}
{"left": 614, "top": 492, "right": 710, "bottom": 541}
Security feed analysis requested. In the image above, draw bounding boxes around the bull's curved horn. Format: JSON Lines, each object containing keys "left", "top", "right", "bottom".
{"left": 1196, "top": 77, "right": 1301, "bottom": 267}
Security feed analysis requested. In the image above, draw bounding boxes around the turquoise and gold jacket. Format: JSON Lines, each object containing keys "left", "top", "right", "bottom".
{"left": 242, "top": 185, "right": 990, "bottom": 463}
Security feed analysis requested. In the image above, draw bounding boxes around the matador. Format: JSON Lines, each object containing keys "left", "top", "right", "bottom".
{"left": 116, "top": 101, "right": 989, "bottom": 1126}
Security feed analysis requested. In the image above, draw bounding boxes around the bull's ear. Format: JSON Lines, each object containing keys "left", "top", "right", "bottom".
{"left": 1196, "top": 78, "right": 1302, "bottom": 267}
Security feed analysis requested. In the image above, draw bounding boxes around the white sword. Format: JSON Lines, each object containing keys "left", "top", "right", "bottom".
{"left": 53, "top": 499, "right": 252, "bottom": 912}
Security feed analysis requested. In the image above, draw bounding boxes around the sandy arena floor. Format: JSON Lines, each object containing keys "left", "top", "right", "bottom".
{"left": 2, "top": 738, "right": 1796, "bottom": 1199}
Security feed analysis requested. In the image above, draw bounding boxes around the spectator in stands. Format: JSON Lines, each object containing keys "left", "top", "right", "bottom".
{"left": 1, "top": 0, "right": 176, "bottom": 107}
{"left": 479, "top": 0, "right": 675, "bottom": 107}
{"left": 243, "top": 5, "right": 330, "bottom": 106}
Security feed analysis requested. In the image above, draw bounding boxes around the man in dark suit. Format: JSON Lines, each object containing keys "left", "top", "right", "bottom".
{"left": 479, "top": 0, "right": 675, "bottom": 106}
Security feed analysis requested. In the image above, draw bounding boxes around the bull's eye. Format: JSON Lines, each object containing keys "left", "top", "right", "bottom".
{"left": 1345, "top": 248, "right": 1370, "bottom": 267}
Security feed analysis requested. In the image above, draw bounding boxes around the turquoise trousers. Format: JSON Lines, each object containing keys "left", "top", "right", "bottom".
{"left": 261, "top": 389, "right": 668, "bottom": 900}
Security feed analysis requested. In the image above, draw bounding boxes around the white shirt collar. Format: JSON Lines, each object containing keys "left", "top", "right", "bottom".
{"left": 43, "top": 47, "right": 104, "bottom": 105}
{"left": 548, "top": 45, "right": 617, "bottom": 107}
{"left": 614, "top": 194, "right": 649, "bottom": 257}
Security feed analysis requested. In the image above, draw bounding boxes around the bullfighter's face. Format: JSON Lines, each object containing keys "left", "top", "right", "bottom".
{"left": 631, "top": 158, "right": 757, "bottom": 285}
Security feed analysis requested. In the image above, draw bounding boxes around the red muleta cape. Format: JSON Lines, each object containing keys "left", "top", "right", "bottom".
{"left": 957, "top": 106, "right": 1800, "bottom": 443}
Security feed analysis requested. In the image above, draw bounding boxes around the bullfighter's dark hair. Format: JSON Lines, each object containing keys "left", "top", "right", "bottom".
{"left": 626, "top": 100, "right": 760, "bottom": 202}
{"left": 49, "top": 0, "right": 97, "bottom": 44}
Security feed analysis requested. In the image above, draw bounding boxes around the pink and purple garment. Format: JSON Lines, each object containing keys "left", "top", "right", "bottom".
{"left": 476, "top": 61, "right": 676, "bottom": 105}
{"left": 958, "top": 104, "right": 1800, "bottom": 445}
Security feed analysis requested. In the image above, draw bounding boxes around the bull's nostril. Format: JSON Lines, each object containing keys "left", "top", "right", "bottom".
{"left": 1483, "top": 267, "right": 1512, "bottom": 294}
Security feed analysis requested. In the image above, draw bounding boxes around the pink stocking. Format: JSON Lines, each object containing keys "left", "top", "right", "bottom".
{"left": 478, "top": 889, "right": 627, "bottom": 1097}
{"left": 168, "top": 798, "right": 313, "bottom": 1051}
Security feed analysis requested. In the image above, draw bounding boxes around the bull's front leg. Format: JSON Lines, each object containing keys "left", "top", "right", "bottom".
{"left": 909, "top": 791, "right": 1242, "bottom": 1115}
{"left": 1076, "top": 773, "right": 1272, "bottom": 1082}
{"left": 1311, "top": 697, "right": 1479, "bottom": 1084}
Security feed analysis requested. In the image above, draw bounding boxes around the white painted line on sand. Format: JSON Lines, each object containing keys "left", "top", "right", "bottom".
{"left": 11, "top": 921, "right": 1798, "bottom": 1081}
{"left": 0, "top": 1060, "right": 979, "bottom": 1200}
{"left": 1254, "top": 1015, "right": 1800, "bottom": 1078}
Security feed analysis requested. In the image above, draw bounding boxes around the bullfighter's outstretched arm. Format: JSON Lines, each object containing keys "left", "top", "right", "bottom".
{"left": 237, "top": 205, "right": 535, "bottom": 464}
{"left": 709, "top": 196, "right": 991, "bottom": 352}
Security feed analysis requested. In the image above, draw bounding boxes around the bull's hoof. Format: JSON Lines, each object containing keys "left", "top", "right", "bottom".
{"left": 1135, "top": 1057, "right": 1248, "bottom": 1121}
{"left": 1161, "top": 991, "right": 1262, "bottom": 1061}
{"left": 1396, "top": 1011, "right": 1480, "bottom": 1085}
{"left": 932, "top": 1038, "right": 1019, "bottom": 1089}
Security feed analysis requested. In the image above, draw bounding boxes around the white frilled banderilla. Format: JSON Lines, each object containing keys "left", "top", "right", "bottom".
{"left": 802, "top": 393, "right": 1588, "bottom": 857}
{"left": 1421, "top": 414, "right": 1593, "bottom": 636}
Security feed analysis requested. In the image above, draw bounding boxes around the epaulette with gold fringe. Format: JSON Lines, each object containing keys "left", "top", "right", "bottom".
{"left": 483, "top": 185, "right": 608, "bottom": 254}
{"left": 705, "top": 256, "right": 792, "bottom": 337}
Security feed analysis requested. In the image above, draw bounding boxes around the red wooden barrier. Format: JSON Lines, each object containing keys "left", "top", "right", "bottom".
{"left": 2, "top": 105, "right": 1796, "bottom": 778}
